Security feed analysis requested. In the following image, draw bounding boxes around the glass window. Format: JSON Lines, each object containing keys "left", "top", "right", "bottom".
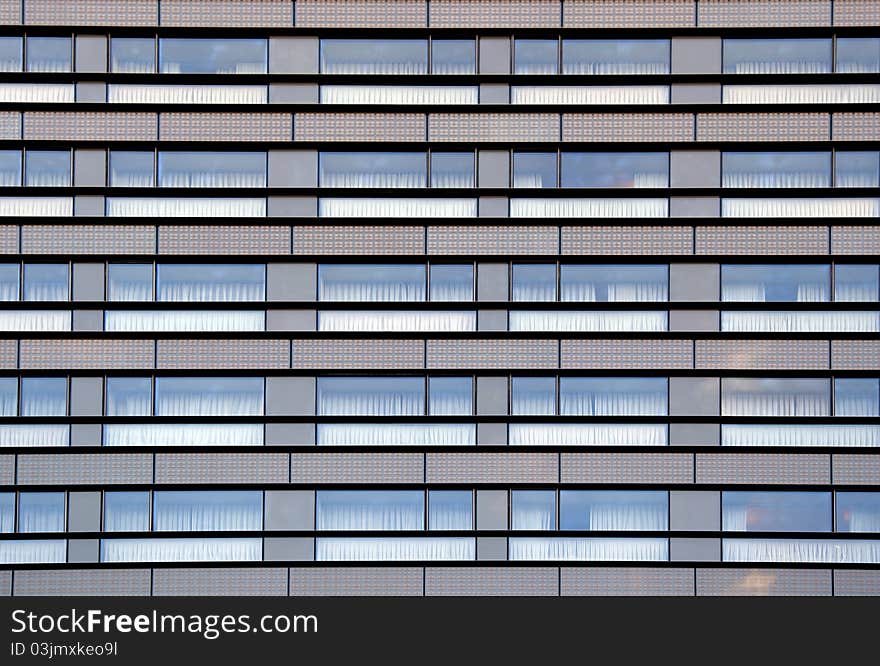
{"left": 431, "top": 152, "right": 474, "bottom": 188}
{"left": 561, "top": 264, "right": 668, "bottom": 302}
{"left": 513, "top": 264, "right": 556, "bottom": 301}
{"left": 108, "top": 264, "right": 153, "bottom": 301}
{"left": 722, "top": 491, "right": 831, "bottom": 532}
{"left": 835, "top": 264, "right": 879, "bottom": 302}
{"left": 721, "top": 264, "right": 830, "bottom": 302}
{"left": 153, "top": 490, "right": 262, "bottom": 531}
{"left": 722, "top": 378, "right": 830, "bottom": 417}
{"left": 512, "top": 490, "right": 556, "bottom": 530}
{"left": 25, "top": 151, "right": 70, "bottom": 187}
{"left": 159, "top": 38, "right": 267, "bottom": 74}
{"left": 110, "top": 152, "right": 154, "bottom": 188}
{"left": 26, "top": 37, "right": 71, "bottom": 72}
{"left": 320, "top": 39, "right": 427, "bottom": 75}
{"left": 18, "top": 493, "right": 65, "bottom": 532}
{"left": 23, "top": 264, "right": 68, "bottom": 301}
{"left": 157, "top": 264, "right": 265, "bottom": 302}
{"left": 155, "top": 377, "right": 264, "bottom": 416}
{"left": 0, "top": 378, "right": 16, "bottom": 416}
{"left": 835, "top": 379, "right": 880, "bottom": 417}
{"left": 837, "top": 492, "right": 880, "bottom": 532}
{"left": 560, "top": 377, "right": 667, "bottom": 416}
{"left": 319, "top": 152, "right": 426, "bottom": 188}
{"left": 318, "top": 377, "right": 425, "bottom": 416}
{"left": 429, "top": 491, "right": 472, "bottom": 530}
{"left": 835, "top": 152, "right": 880, "bottom": 188}
{"left": 562, "top": 153, "right": 669, "bottom": 188}
{"left": 723, "top": 38, "right": 832, "bottom": 74}
{"left": 563, "top": 39, "right": 669, "bottom": 75}
{"left": 430, "top": 264, "right": 473, "bottom": 301}
{"left": 837, "top": 38, "right": 880, "bottom": 73}
{"left": 428, "top": 377, "right": 472, "bottom": 416}
{"left": 0, "top": 493, "right": 13, "bottom": 532}
{"left": 317, "top": 490, "right": 425, "bottom": 530}
{"left": 106, "top": 377, "right": 152, "bottom": 417}
{"left": 159, "top": 152, "right": 266, "bottom": 188}
{"left": 318, "top": 264, "right": 426, "bottom": 302}
{"left": 432, "top": 40, "right": 475, "bottom": 74}
{"left": 0, "top": 264, "right": 18, "bottom": 300}
{"left": 515, "top": 39, "right": 558, "bottom": 74}
{"left": 0, "top": 151, "right": 21, "bottom": 186}
{"left": 21, "top": 378, "right": 66, "bottom": 416}
{"left": 560, "top": 491, "right": 668, "bottom": 531}
{"left": 512, "top": 377, "right": 556, "bottom": 415}
{"left": 0, "top": 37, "right": 22, "bottom": 72}
{"left": 111, "top": 38, "right": 155, "bottom": 73}
{"left": 104, "top": 491, "right": 150, "bottom": 531}
{"left": 513, "top": 153, "right": 557, "bottom": 188}
{"left": 723, "top": 152, "right": 830, "bottom": 189}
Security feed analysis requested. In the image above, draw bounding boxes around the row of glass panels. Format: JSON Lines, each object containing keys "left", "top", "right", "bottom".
{"left": 2, "top": 490, "right": 878, "bottom": 534}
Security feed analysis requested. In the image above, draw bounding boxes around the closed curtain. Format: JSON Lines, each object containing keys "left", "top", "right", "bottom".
{"left": 723, "top": 539, "right": 880, "bottom": 564}
{"left": 429, "top": 496, "right": 472, "bottom": 531}
{"left": 104, "top": 311, "right": 264, "bottom": 332}
{"left": 156, "top": 387, "right": 263, "bottom": 417}
{"left": 723, "top": 171, "right": 830, "bottom": 189}
{"left": 103, "top": 424, "right": 263, "bottom": 447}
{"left": 560, "top": 389, "right": 667, "bottom": 416}
{"left": 106, "top": 198, "right": 266, "bottom": 217}
{"left": 0, "top": 496, "right": 12, "bottom": 532}
{"left": 0, "top": 540, "right": 66, "bottom": 564}
{"left": 101, "top": 538, "right": 261, "bottom": 562}
{"left": 317, "top": 424, "right": 475, "bottom": 446}
{"left": 319, "top": 311, "right": 475, "bottom": 332}
{"left": 722, "top": 424, "right": 880, "bottom": 447}
{"left": 320, "top": 168, "right": 424, "bottom": 189}
{"left": 511, "top": 86, "right": 668, "bottom": 105}
{"left": 109, "top": 85, "right": 267, "bottom": 104}
{"left": 509, "top": 311, "right": 667, "bottom": 332}
{"left": 721, "top": 311, "right": 880, "bottom": 333}
{"left": 721, "top": 198, "right": 879, "bottom": 217}
{"left": 158, "top": 280, "right": 264, "bottom": 302}
{"left": 154, "top": 498, "right": 261, "bottom": 532}
{"left": 509, "top": 424, "right": 667, "bottom": 447}
{"left": 318, "top": 386, "right": 423, "bottom": 416}
{"left": 0, "top": 383, "right": 14, "bottom": 416}
{"left": 0, "top": 84, "right": 73, "bottom": 103}
{"left": 585, "top": 503, "right": 667, "bottom": 531}
{"left": 510, "top": 198, "right": 668, "bottom": 218}
{"left": 317, "top": 494, "right": 424, "bottom": 531}
{"left": 0, "top": 425, "right": 68, "bottom": 447}
{"left": 18, "top": 497, "right": 64, "bottom": 532}
{"left": 320, "top": 86, "right": 477, "bottom": 105}
{"left": 722, "top": 391, "right": 830, "bottom": 416}
{"left": 508, "top": 538, "right": 668, "bottom": 561}
{"left": 319, "top": 198, "right": 477, "bottom": 218}
{"left": 0, "top": 311, "right": 70, "bottom": 331}
{"left": 724, "top": 84, "right": 880, "bottom": 104}
{"left": 316, "top": 538, "right": 475, "bottom": 561}
{"left": 0, "top": 197, "right": 72, "bottom": 216}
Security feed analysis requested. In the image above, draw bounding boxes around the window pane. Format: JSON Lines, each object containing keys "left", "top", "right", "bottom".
{"left": 157, "top": 264, "right": 265, "bottom": 302}
{"left": 835, "top": 264, "right": 879, "bottom": 302}
{"left": 431, "top": 152, "right": 474, "bottom": 188}
{"left": 561, "top": 377, "right": 667, "bottom": 416}
{"left": 430, "top": 264, "right": 473, "bottom": 301}
{"left": 836, "top": 152, "right": 880, "bottom": 188}
{"left": 155, "top": 377, "right": 264, "bottom": 416}
{"left": 153, "top": 490, "right": 262, "bottom": 531}
{"left": 837, "top": 493, "right": 880, "bottom": 532}
{"left": 0, "top": 37, "right": 22, "bottom": 72}
{"left": 432, "top": 40, "right": 475, "bottom": 74}
{"left": 512, "top": 377, "right": 555, "bottom": 415}
{"left": 110, "top": 152, "right": 154, "bottom": 187}
{"left": 515, "top": 39, "right": 557, "bottom": 74}
{"left": 723, "top": 152, "right": 830, "bottom": 188}
{"left": 0, "top": 151, "right": 21, "bottom": 186}
{"left": 722, "top": 378, "right": 830, "bottom": 416}
{"left": 0, "top": 378, "right": 16, "bottom": 416}
{"left": 318, "top": 264, "right": 426, "bottom": 302}
{"left": 318, "top": 377, "right": 425, "bottom": 416}
{"left": 429, "top": 491, "right": 472, "bottom": 530}
{"left": 835, "top": 379, "right": 880, "bottom": 417}
{"left": 513, "top": 153, "right": 557, "bottom": 188}
{"left": 21, "top": 378, "right": 66, "bottom": 416}
{"left": 429, "top": 377, "right": 472, "bottom": 416}
{"left": 25, "top": 151, "right": 70, "bottom": 187}
{"left": 108, "top": 264, "right": 153, "bottom": 301}
{"left": 159, "top": 152, "right": 266, "bottom": 188}
{"left": 723, "top": 39, "right": 832, "bottom": 74}
{"left": 562, "top": 153, "right": 669, "bottom": 188}
{"left": 26, "top": 37, "right": 71, "bottom": 72}
{"left": 24, "top": 264, "right": 68, "bottom": 301}
{"left": 19, "top": 493, "right": 65, "bottom": 532}
{"left": 106, "top": 377, "right": 151, "bottom": 417}
{"left": 512, "top": 490, "right": 556, "bottom": 530}
{"left": 561, "top": 264, "right": 668, "bottom": 302}
{"left": 560, "top": 491, "right": 668, "bottom": 531}
{"left": 721, "top": 264, "right": 830, "bottom": 302}
{"left": 0, "top": 493, "right": 13, "bottom": 532}
{"left": 837, "top": 38, "right": 880, "bottom": 73}
{"left": 317, "top": 490, "right": 424, "bottom": 530}
{"left": 513, "top": 264, "right": 556, "bottom": 301}
{"left": 321, "top": 39, "right": 427, "bottom": 75}
{"left": 159, "top": 38, "right": 267, "bottom": 74}
{"left": 319, "top": 152, "right": 426, "bottom": 188}
{"left": 722, "top": 491, "right": 831, "bottom": 532}
{"left": 0, "top": 264, "right": 18, "bottom": 300}
{"left": 104, "top": 491, "right": 150, "bottom": 531}
{"left": 563, "top": 39, "right": 669, "bottom": 75}
{"left": 111, "top": 38, "right": 155, "bottom": 73}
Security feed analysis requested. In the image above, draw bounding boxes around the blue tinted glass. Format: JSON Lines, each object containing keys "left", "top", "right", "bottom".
{"left": 0, "top": 37, "right": 22, "bottom": 72}
{"left": 110, "top": 152, "right": 154, "bottom": 187}
{"left": 722, "top": 492, "right": 831, "bottom": 532}
{"left": 317, "top": 490, "right": 425, "bottom": 530}
{"left": 157, "top": 264, "right": 265, "bottom": 302}
{"left": 430, "top": 264, "right": 473, "bottom": 301}
{"left": 723, "top": 39, "right": 831, "bottom": 74}
{"left": 19, "top": 493, "right": 65, "bottom": 532}
{"left": 560, "top": 377, "right": 667, "bottom": 416}
{"left": 561, "top": 264, "right": 668, "bottom": 302}
{"left": 835, "top": 264, "right": 879, "bottom": 302}
{"left": 111, "top": 38, "right": 155, "bottom": 72}
{"left": 837, "top": 493, "right": 880, "bottom": 532}
{"left": 835, "top": 379, "right": 880, "bottom": 417}
{"left": 155, "top": 377, "right": 264, "bottom": 416}
{"left": 25, "top": 151, "right": 70, "bottom": 187}
{"left": 837, "top": 38, "right": 880, "bottom": 73}
{"left": 159, "top": 38, "right": 267, "bottom": 74}
{"left": 515, "top": 40, "right": 558, "bottom": 74}
{"left": 560, "top": 491, "right": 668, "bottom": 531}
{"left": 106, "top": 377, "right": 152, "bottom": 417}
{"left": 153, "top": 491, "right": 262, "bottom": 531}
{"left": 428, "top": 377, "right": 472, "bottom": 416}
{"left": 321, "top": 39, "right": 427, "bottom": 74}
{"left": 512, "top": 377, "right": 556, "bottom": 415}
{"left": 429, "top": 491, "right": 472, "bottom": 530}
{"left": 513, "top": 264, "right": 556, "bottom": 301}
{"left": 721, "top": 264, "right": 830, "bottom": 302}
{"left": 0, "top": 151, "right": 21, "bottom": 186}
{"left": 104, "top": 492, "right": 150, "bottom": 531}
{"left": 513, "top": 153, "right": 557, "bottom": 188}
{"left": 0, "top": 493, "right": 13, "bottom": 532}
{"left": 108, "top": 264, "right": 153, "bottom": 301}
{"left": 318, "top": 377, "right": 425, "bottom": 416}
{"left": 0, "top": 263, "right": 19, "bottom": 300}
{"left": 0, "top": 378, "right": 16, "bottom": 416}
{"left": 21, "top": 378, "right": 66, "bottom": 416}
{"left": 431, "top": 153, "right": 474, "bottom": 188}
{"left": 159, "top": 152, "right": 266, "bottom": 188}
{"left": 23, "top": 264, "right": 68, "bottom": 301}
{"left": 26, "top": 37, "right": 71, "bottom": 72}
{"left": 512, "top": 491, "right": 556, "bottom": 530}
{"left": 722, "top": 378, "right": 830, "bottom": 417}
{"left": 723, "top": 152, "right": 830, "bottom": 188}
{"left": 563, "top": 39, "right": 669, "bottom": 75}
{"left": 319, "top": 153, "right": 426, "bottom": 188}
{"left": 432, "top": 40, "right": 475, "bottom": 74}
{"left": 835, "top": 152, "right": 880, "bottom": 188}
{"left": 562, "top": 153, "right": 669, "bottom": 188}
{"left": 318, "top": 264, "right": 426, "bottom": 301}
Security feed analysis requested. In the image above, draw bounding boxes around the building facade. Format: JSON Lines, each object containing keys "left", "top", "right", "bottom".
{"left": 0, "top": 0, "right": 878, "bottom": 596}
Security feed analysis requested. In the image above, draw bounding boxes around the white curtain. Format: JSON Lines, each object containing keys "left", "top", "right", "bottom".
{"left": 154, "top": 498, "right": 261, "bottom": 531}
{"left": 836, "top": 282, "right": 879, "bottom": 301}
{"left": 509, "top": 424, "right": 667, "bottom": 446}
{"left": 509, "top": 538, "right": 668, "bottom": 561}
{"left": 18, "top": 496, "right": 64, "bottom": 532}
{"left": 721, "top": 198, "right": 879, "bottom": 217}
{"left": 103, "top": 424, "right": 263, "bottom": 447}
{"left": 836, "top": 392, "right": 880, "bottom": 417}
{"left": 24, "top": 275, "right": 67, "bottom": 301}
{"left": 320, "top": 170, "right": 424, "bottom": 189}
{"left": 585, "top": 503, "right": 667, "bottom": 531}
{"left": 0, "top": 497, "right": 12, "bottom": 532}
{"left": 429, "top": 497, "right": 472, "bottom": 530}
{"left": 319, "top": 198, "right": 477, "bottom": 218}
{"left": 0, "top": 425, "right": 69, "bottom": 447}
{"left": 104, "top": 310, "right": 264, "bottom": 332}
{"left": 836, "top": 172, "right": 880, "bottom": 188}
{"left": 563, "top": 62, "right": 667, "bottom": 75}
{"left": 103, "top": 496, "right": 148, "bottom": 532}
{"left": 320, "top": 278, "right": 425, "bottom": 302}
{"left": 108, "top": 277, "right": 152, "bottom": 302}
{"left": 157, "top": 389, "right": 263, "bottom": 417}
{"left": 722, "top": 424, "right": 880, "bottom": 447}
{"left": 109, "top": 84, "right": 267, "bottom": 104}
{"left": 560, "top": 391, "right": 667, "bottom": 416}
{"left": 509, "top": 311, "right": 667, "bottom": 332}
{"left": 721, "top": 311, "right": 880, "bottom": 333}
{"left": 510, "top": 199, "right": 668, "bottom": 218}
{"left": 722, "top": 506, "right": 748, "bottom": 531}
{"left": 0, "top": 540, "right": 66, "bottom": 564}
{"left": 723, "top": 171, "right": 830, "bottom": 188}
{"left": 724, "top": 84, "right": 880, "bottom": 104}
{"left": 317, "top": 494, "right": 424, "bottom": 531}
{"left": 0, "top": 197, "right": 72, "bottom": 216}
{"left": 321, "top": 58, "right": 426, "bottom": 75}
{"left": 562, "top": 281, "right": 667, "bottom": 303}
{"left": 317, "top": 424, "right": 475, "bottom": 446}
{"left": 0, "top": 83, "right": 73, "bottom": 103}
{"left": 316, "top": 537, "right": 474, "bottom": 561}
{"left": 511, "top": 85, "right": 669, "bottom": 105}
{"left": 723, "top": 539, "right": 880, "bottom": 564}
{"left": 161, "top": 170, "right": 265, "bottom": 188}
{"left": 320, "top": 86, "right": 477, "bottom": 105}
{"left": 847, "top": 510, "right": 880, "bottom": 533}
{"left": 722, "top": 392, "right": 829, "bottom": 416}
{"left": 0, "top": 311, "right": 70, "bottom": 331}
{"left": 106, "top": 198, "right": 266, "bottom": 217}
{"left": 721, "top": 284, "right": 829, "bottom": 302}
{"left": 319, "top": 311, "right": 475, "bottom": 332}
{"left": 101, "top": 538, "right": 261, "bottom": 562}
{"left": 0, "top": 385, "right": 14, "bottom": 416}
{"left": 513, "top": 503, "right": 555, "bottom": 530}
{"left": 727, "top": 60, "right": 829, "bottom": 74}
{"left": 319, "top": 388, "right": 423, "bottom": 416}
{"left": 159, "top": 281, "right": 264, "bottom": 302}
{"left": 0, "top": 167, "right": 19, "bottom": 186}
